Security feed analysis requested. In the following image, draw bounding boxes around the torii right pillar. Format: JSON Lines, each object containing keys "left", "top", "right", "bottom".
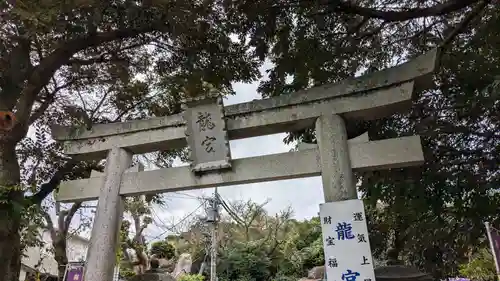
{"left": 316, "top": 114, "right": 357, "bottom": 202}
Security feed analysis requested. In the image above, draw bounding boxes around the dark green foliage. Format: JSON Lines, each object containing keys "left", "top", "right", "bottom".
{"left": 359, "top": 10, "right": 500, "bottom": 279}
{"left": 150, "top": 240, "right": 175, "bottom": 259}
{"left": 178, "top": 274, "right": 205, "bottom": 281}
{"left": 218, "top": 242, "right": 273, "bottom": 281}
{"left": 220, "top": 1, "right": 499, "bottom": 279}
{"left": 170, "top": 200, "right": 325, "bottom": 281}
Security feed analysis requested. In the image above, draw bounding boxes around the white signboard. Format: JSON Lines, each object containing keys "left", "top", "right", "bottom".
{"left": 320, "top": 199, "right": 375, "bottom": 281}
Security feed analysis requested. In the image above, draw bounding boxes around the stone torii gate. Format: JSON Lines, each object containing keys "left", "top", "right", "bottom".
{"left": 51, "top": 49, "right": 439, "bottom": 281}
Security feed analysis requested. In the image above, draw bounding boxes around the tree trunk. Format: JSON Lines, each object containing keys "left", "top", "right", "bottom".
{"left": 0, "top": 138, "right": 23, "bottom": 281}
{"left": 54, "top": 236, "right": 69, "bottom": 281}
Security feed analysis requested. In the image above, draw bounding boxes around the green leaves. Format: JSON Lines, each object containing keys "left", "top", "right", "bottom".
{"left": 459, "top": 248, "right": 497, "bottom": 281}
{"left": 218, "top": 242, "right": 273, "bottom": 281}
{"left": 150, "top": 240, "right": 175, "bottom": 259}
{"left": 178, "top": 274, "right": 205, "bottom": 281}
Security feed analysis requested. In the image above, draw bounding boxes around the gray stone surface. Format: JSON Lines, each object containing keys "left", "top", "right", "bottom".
{"left": 83, "top": 147, "right": 132, "bottom": 281}
{"left": 308, "top": 266, "right": 325, "bottom": 279}
{"left": 56, "top": 136, "right": 424, "bottom": 202}
{"left": 183, "top": 95, "right": 232, "bottom": 173}
{"left": 54, "top": 82, "right": 415, "bottom": 159}
{"left": 316, "top": 114, "right": 356, "bottom": 202}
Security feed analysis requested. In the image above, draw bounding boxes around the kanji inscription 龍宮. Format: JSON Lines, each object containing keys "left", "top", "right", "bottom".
{"left": 183, "top": 95, "right": 232, "bottom": 173}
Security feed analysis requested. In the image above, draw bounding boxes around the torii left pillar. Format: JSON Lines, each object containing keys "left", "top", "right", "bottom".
{"left": 84, "top": 147, "right": 132, "bottom": 281}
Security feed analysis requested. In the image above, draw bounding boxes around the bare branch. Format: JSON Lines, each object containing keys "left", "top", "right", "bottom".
{"left": 41, "top": 210, "right": 57, "bottom": 242}
{"left": 89, "top": 86, "right": 114, "bottom": 121}
{"left": 63, "top": 203, "right": 82, "bottom": 235}
{"left": 26, "top": 160, "right": 76, "bottom": 205}
{"left": 439, "top": 0, "right": 490, "bottom": 49}
{"left": 67, "top": 55, "right": 129, "bottom": 66}
{"left": 13, "top": 23, "right": 166, "bottom": 136}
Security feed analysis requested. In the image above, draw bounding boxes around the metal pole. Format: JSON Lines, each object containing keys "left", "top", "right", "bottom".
{"left": 210, "top": 187, "right": 219, "bottom": 281}
{"left": 198, "top": 255, "right": 207, "bottom": 275}
{"left": 210, "top": 222, "right": 217, "bottom": 281}
{"left": 61, "top": 263, "right": 68, "bottom": 281}
{"left": 485, "top": 222, "right": 500, "bottom": 280}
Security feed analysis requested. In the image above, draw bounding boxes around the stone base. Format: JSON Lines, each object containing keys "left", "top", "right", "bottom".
{"left": 374, "top": 265, "right": 433, "bottom": 281}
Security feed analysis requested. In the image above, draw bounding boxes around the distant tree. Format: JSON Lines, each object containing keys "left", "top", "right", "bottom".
{"left": 180, "top": 198, "right": 326, "bottom": 280}
{"left": 41, "top": 203, "right": 93, "bottom": 281}
{"left": 178, "top": 274, "right": 205, "bottom": 281}
{"left": 119, "top": 195, "right": 164, "bottom": 276}
{"left": 150, "top": 240, "right": 175, "bottom": 259}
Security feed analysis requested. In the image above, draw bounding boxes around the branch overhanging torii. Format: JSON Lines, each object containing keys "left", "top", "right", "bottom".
{"left": 11, "top": 21, "right": 168, "bottom": 140}
{"left": 301, "top": 0, "right": 483, "bottom": 22}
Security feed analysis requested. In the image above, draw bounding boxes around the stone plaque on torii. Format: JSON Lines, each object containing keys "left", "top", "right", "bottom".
{"left": 182, "top": 93, "right": 232, "bottom": 173}
{"left": 51, "top": 49, "right": 440, "bottom": 281}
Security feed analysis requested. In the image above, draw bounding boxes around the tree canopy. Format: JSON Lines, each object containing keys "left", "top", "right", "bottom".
{"left": 0, "top": 0, "right": 498, "bottom": 281}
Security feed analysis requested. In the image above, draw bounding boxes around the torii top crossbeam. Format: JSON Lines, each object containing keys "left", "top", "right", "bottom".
{"left": 51, "top": 48, "right": 439, "bottom": 160}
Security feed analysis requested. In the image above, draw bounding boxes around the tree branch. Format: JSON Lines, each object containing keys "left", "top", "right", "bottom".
{"left": 27, "top": 159, "right": 103, "bottom": 205}
{"left": 0, "top": 35, "right": 33, "bottom": 110}
{"left": 132, "top": 213, "right": 145, "bottom": 244}
{"left": 113, "top": 94, "right": 157, "bottom": 122}
{"left": 66, "top": 41, "right": 143, "bottom": 67}
{"left": 439, "top": 0, "right": 490, "bottom": 49}
{"left": 121, "top": 243, "right": 132, "bottom": 262}
{"left": 90, "top": 86, "right": 114, "bottom": 121}
{"left": 26, "top": 160, "right": 76, "bottom": 205}
{"left": 28, "top": 95, "right": 54, "bottom": 125}
{"left": 138, "top": 225, "right": 148, "bottom": 238}
{"left": 13, "top": 23, "right": 165, "bottom": 136}
{"left": 63, "top": 202, "right": 82, "bottom": 235}
{"left": 29, "top": 77, "right": 78, "bottom": 125}
{"left": 42, "top": 210, "right": 57, "bottom": 242}
{"left": 58, "top": 209, "right": 68, "bottom": 233}
{"left": 66, "top": 56, "right": 127, "bottom": 66}
{"left": 320, "top": 0, "right": 481, "bottom": 22}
